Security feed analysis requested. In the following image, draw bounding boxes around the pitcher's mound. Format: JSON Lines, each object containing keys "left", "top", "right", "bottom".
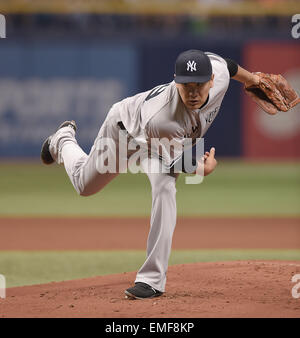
{"left": 1, "top": 260, "right": 300, "bottom": 318}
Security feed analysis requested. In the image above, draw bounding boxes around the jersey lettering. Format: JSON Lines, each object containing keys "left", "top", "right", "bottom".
{"left": 205, "top": 106, "right": 220, "bottom": 123}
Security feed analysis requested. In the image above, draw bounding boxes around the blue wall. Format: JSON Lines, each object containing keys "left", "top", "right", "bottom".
{"left": 0, "top": 40, "right": 138, "bottom": 156}
{"left": 0, "top": 37, "right": 242, "bottom": 157}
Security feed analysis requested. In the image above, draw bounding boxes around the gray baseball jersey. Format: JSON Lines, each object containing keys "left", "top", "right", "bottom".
{"left": 117, "top": 52, "right": 230, "bottom": 167}
{"left": 48, "top": 51, "right": 231, "bottom": 293}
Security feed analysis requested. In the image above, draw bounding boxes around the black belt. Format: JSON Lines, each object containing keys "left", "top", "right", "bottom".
{"left": 117, "top": 121, "right": 126, "bottom": 130}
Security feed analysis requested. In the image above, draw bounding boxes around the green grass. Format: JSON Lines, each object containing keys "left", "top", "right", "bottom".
{"left": 0, "top": 249, "right": 299, "bottom": 288}
{"left": 0, "top": 161, "right": 298, "bottom": 289}
{"left": 0, "top": 160, "right": 299, "bottom": 217}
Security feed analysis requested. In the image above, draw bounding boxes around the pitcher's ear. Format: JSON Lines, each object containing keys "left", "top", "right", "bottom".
{"left": 210, "top": 74, "right": 215, "bottom": 88}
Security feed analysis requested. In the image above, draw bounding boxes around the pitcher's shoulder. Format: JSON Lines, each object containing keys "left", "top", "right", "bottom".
{"left": 143, "top": 81, "right": 175, "bottom": 104}
{"left": 205, "top": 52, "right": 227, "bottom": 66}
{"left": 140, "top": 81, "right": 177, "bottom": 129}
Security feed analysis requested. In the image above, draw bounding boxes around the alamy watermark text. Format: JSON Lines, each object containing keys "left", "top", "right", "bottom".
{"left": 0, "top": 14, "right": 6, "bottom": 38}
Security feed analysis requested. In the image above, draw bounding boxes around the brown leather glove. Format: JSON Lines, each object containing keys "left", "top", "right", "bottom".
{"left": 244, "top": 72, "right": 300, "bottom": 115}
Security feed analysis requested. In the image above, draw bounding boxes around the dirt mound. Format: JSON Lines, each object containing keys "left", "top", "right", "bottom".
{"left": 1, "top": 260, "right": 299, "bottom": 318}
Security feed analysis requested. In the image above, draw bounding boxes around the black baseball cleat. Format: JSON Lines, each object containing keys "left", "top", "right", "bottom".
{"left": 40, "top": 120, "right": 77, "bottom": 165}
{"left": 125, "top": 282, "right": 163, "bottom": 300}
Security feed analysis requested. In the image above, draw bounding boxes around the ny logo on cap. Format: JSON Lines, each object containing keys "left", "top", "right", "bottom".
{"left": 187, "top": 60, "right": 197, "bottom": 72}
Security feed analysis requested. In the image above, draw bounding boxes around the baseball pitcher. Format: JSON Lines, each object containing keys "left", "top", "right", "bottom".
{"left": 41, "top": 50, "right": 299, "bottom": 299}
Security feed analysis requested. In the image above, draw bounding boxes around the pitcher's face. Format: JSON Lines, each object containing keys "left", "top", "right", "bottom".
{"left": 175, "top": 75, "right": 214, "bottom": 110}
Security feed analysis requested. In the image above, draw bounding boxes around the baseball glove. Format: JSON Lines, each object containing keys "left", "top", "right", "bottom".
{"left": 244, "top": 72, "right": 300, "bottom": 115}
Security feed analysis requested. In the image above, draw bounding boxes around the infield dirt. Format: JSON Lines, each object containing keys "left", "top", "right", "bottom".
{"left": 0, "top": 217, "right": 299, "bottom": 318}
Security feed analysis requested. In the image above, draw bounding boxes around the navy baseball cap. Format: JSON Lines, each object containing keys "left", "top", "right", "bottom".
{"left": 174, "top": 49, "right": 212, "bottom": 84}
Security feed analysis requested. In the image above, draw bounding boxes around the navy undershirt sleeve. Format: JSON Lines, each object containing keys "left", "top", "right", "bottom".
{"left": 225, "top": 58, "right": 239, "bottom": 78}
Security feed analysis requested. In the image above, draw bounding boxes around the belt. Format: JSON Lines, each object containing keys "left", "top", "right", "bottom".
{"left": 117, "top": 121, "right": 126, "bottom": 131}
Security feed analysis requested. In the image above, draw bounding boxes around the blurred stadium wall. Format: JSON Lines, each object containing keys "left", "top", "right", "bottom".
{"left": 0, "top": 0, "right": 299, "bottom": 158}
